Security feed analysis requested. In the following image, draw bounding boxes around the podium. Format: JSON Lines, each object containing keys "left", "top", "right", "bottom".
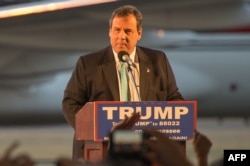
{"left": 75, "top": 101, "right": 197, "bottom": 162}
{"left": 75, "top": 102, "right": 107, "bottom": 162}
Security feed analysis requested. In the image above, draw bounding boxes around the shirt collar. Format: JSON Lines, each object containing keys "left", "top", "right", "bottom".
{"left": 112, "top": 48, "right": 136, "bottom": 63}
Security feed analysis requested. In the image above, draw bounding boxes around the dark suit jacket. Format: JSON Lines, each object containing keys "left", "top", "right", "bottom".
{"left": 62, "top": 45, "right": 184, "bottom": 160}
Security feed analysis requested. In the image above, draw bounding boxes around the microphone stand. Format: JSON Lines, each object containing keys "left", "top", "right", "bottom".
{"left": 127, "top": 65, "right": 141, "bottom": 101}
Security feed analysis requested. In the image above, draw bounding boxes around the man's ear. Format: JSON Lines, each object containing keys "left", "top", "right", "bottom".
{"left": 137, "top": 28, "right": 142, "bottom": 41}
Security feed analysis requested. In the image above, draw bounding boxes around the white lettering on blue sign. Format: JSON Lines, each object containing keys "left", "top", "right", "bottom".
{"left": 102, "top": 106, "right": 189, "bottom": 120}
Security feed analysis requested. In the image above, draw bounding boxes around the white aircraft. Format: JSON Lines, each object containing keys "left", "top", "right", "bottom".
{"left": 0, "top": 0, "right": 250, "bottom": 125}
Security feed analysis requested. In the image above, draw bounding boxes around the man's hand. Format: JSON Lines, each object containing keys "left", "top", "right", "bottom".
{"left": 111, "top": 112, "right": 140, "bottom": 132}
{"left": 192, "top": 130, "right": 212, "bottom": 166}
{"left": 193, "top": 130, "right": 212, "bottom": 158}
{"left": 143, "top": 129, "right": 193, "bottom": 166}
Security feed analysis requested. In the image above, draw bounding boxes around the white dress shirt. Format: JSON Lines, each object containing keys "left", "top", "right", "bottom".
{"left": 112, "top": 48, "right": 140, "bottom": 101}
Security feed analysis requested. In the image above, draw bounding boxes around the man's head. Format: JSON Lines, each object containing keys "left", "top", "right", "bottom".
{"left": 109, "top": 5, "right": 143, "bottom": 54}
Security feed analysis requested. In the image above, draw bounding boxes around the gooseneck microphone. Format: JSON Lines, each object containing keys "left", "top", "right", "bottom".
{"left": 118, "top": 51, "right": 141, "bottom": 101}
{"left": 118, "top": 51, "right": 136, "bottom": 69}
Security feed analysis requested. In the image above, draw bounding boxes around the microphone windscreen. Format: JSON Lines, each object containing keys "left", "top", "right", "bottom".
{"left": 118, "top": 51, "right": 129, "bottom": 62}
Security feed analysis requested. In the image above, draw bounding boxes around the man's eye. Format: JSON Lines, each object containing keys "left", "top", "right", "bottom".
{"left": 114, "top": 29, "right": 120, "bottom": 32}
{"left": 125, "top": 30, "right": 132, "bottom": 34}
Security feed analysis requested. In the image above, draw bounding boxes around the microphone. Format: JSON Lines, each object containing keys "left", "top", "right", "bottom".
{"left": 118, "top": 51, "right": 141, "bottom": 101}
{"left": 118, "top": 51, "right": 136, "bottom": 68}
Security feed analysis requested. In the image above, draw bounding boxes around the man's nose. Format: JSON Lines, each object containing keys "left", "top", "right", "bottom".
{"left": 118, "top": 30, "right": 126, "bottom": 39}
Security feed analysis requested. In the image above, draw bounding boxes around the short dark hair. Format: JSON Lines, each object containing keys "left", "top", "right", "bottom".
{"left": 109, "top": 5, "right": 143, "bottom": 31}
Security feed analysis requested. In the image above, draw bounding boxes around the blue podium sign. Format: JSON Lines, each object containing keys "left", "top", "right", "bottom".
{"left": 93, "top": 101, "right": 197, "bottom": 141}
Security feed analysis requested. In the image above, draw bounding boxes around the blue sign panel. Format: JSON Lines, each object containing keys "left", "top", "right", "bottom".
{"left": 94, "top": 101, "right": 197, "bottom": 141}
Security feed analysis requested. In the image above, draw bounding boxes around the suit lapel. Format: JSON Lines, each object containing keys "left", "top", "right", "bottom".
{"left": 100, "top": 46, "right": 154, "bottom": 101}
{"left": 102, "top": 47, "right": 120, "bottom": 100}
{"left": 137, "top": 47, "right": 152, "bottom": 100}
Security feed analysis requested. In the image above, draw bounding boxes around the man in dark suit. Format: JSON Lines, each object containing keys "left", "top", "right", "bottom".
{"left": 62, "top": 5, "right": 184, "bottom": 163}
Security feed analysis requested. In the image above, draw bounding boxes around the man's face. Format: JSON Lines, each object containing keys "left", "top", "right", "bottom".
{"left": 109, "top": 14, "right": 142, "bottom": 54}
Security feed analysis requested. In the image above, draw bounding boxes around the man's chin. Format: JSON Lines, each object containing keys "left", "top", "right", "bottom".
{"left": 116, "top": 46, "right": 128, "bottom": 51}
